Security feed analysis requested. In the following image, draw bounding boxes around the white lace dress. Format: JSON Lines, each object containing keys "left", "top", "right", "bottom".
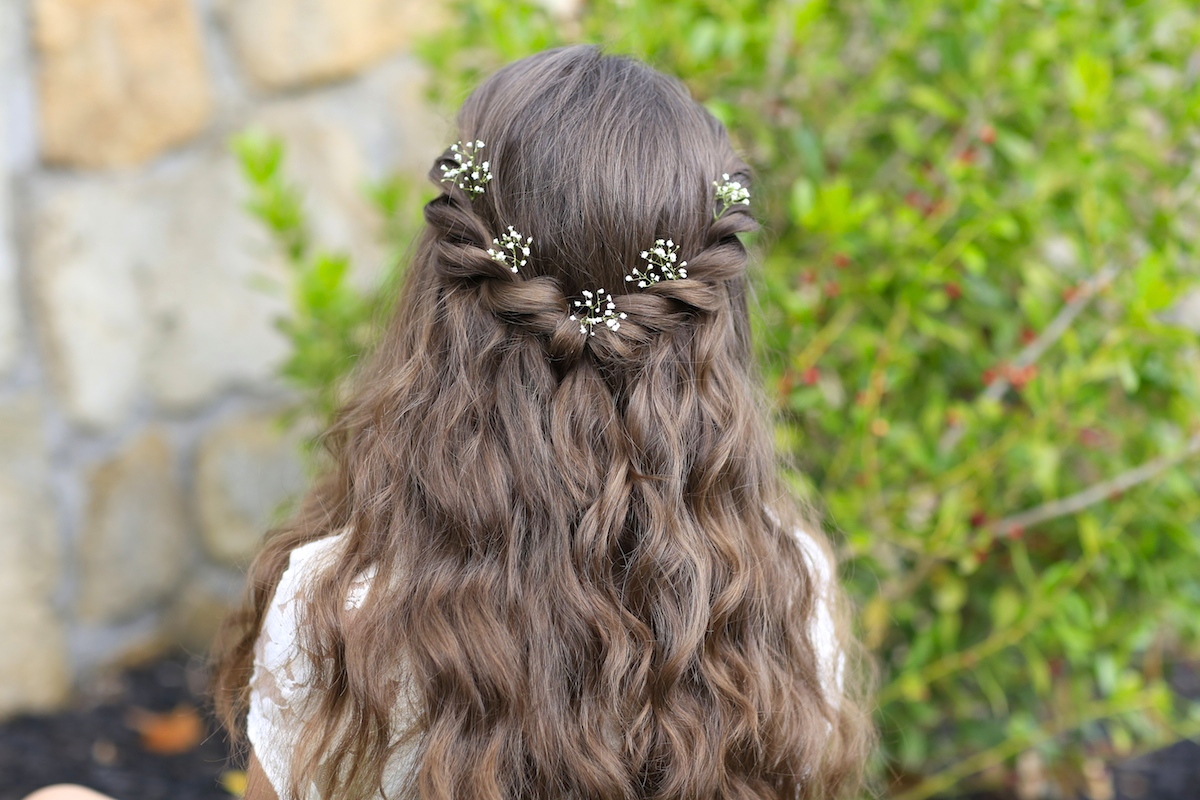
{"left": 247, "top": 527, "right": 844, "bottom": 799}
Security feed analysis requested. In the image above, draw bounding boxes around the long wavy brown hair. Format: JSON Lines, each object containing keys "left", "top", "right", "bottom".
{"left": 213, "top": 44, "right": 874, "bottom": 800}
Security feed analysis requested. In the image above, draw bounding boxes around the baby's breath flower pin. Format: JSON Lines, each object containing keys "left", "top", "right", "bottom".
{"left": 626, "top": 238, "right": 688, "bottom": 288}
{"left": 568, "top": 288, "right": 627, "bottom": 336}
{"left": 487, "top": 226, "right": 532, "bottom": 273}
{"left": 713, "top": 173, "right": 750, "bottom": 219}
{"left": 439, "top": 140, "right": 492, "bottom": 196}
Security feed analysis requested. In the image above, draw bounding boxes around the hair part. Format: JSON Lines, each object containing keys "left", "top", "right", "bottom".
{"left": 212, "top": 44, "right": 874, "bottom": 800}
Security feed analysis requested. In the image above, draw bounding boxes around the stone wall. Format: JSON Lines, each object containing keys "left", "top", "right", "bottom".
{"left": 0, "top": 0, "right": 448, "bottom": 719}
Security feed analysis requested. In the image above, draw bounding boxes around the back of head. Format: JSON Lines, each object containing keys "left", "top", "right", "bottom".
{"left": 214, "top": 44, "right": 872, "bottom": 800}
{"left": 462, "top": 45, "right": 732, "bottom": 276}
{"left": 417, "top": 44, "right": 754, "bottom": 373}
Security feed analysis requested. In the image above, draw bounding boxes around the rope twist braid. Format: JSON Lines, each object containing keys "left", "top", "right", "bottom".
{"left": 424, "top": 156, "right": 759, "bottom": 369}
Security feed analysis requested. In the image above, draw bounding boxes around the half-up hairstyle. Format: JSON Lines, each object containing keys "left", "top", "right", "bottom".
{"left": 213, "top": 44, "right": 874, "bottom": 800}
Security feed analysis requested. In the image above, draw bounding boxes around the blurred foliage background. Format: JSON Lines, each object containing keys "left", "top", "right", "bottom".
{"left": 234, "top": 0, "right": 1200, "bottom": 797}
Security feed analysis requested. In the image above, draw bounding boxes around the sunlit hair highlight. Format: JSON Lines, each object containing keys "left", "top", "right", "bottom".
{"left": 213, "top": 44, "right": 874, "bottom": 800}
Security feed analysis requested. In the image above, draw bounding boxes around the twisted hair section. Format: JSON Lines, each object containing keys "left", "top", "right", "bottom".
{"left": 211, "top": 44, "right": 874, "bottom": 800}
{"left": 423, "top": 186, "right": 590, "bottom": 371}
{"left": 423, "top": 157, "right": 761, "bottom": 379}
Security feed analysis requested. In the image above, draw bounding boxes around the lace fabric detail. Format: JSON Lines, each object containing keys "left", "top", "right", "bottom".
{"left": 790, "top": 527, "right": 847, "bottom": 705}
{"left": 247, "top": 532, "right": 413, "bottom": 800}
{"left": 246, "top": 526, "right": 844, "bottom": 798}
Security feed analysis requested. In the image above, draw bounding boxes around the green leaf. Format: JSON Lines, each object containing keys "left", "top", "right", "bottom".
{"left": 990, "top": 586, "right": 1023, "bottom": 629}
{"left": 932, "top": 569, "right": 968, "bottom": 613}
{"left": 789, "top": 178, "right": 816, "bottom": 227}
{"left": 909, "top": 85, "right": 961, "bottom": 121}
{"left": 993, "top": 129, "right": 1036, "bottom": 164}
{"left": 1135, "top": 251, "right": 1173, "bottom": 312}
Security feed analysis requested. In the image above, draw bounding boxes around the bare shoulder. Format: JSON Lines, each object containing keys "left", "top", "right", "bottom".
{"left": 246, "top": 750, "right": 282, "bottom": 800}
{"left": 22, "top": 787, "right": 120, "bottom": 800}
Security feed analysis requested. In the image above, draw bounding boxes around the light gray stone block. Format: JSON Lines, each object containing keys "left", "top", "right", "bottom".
{"left": 139, "top": 149, "right": 293, "bottom": 411}
{"left": 77, "top": 430, "right": 190, "bottom": 624}
{"left": 196, "top": 411, "right": 307, "bottom": 566}
{"left": 0, "top": 392, "right": 69, "bottom": 717}
{"left": 0, "top": 0, "right": 23, "bottom": 377}
{"left": 31, "top": 179, "right": 150, "bottom": 429}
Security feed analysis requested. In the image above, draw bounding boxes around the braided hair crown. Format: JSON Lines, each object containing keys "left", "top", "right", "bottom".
{"left": 420, "top": 45, "right": 758, "bottom": 379}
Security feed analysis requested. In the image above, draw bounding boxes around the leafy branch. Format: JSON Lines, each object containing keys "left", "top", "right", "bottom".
{"left": 987, "top": 433, "right": 1200, "bottom": 537}
{"left": 893, "top": 685, "right": 1174, "bottom": 800}
{"left": 231, "top": 129, "right": 414, "bottom": 430}
{"left": 938, "top": 263, "right": 1121, "bottom": 454}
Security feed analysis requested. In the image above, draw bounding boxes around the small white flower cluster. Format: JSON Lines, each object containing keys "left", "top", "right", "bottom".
{"left": 626, "top": 238, "right": 688, "bottom": 288}
{"left": 440, "top": 140, "right": 492, "bottom": 196}
{"left": 568, "top": 288, "right": 627, "bottom": 336}
{"left": 713, "top": 173, "right": 750, "bottom": 218}
{"left": 487, "top": 226, "right": 532, "bottom": 273}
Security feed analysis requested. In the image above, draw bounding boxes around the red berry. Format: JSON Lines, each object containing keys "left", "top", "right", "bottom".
{"left": 969, "top": 510, "right": 988, "bottom": 528}
{"left": 1020, "top": 327, "right": 1037, "bottom": 346}
{"left": 924, "top": 198, "right": 948, "bottom": 218}
{"left": 979, "top": 124, "right": 996, "bottom": 145}
{"left": 945, "top": 282, "right": 962, "bottom": 300}
{"left": 1062, "top": 285, "right": 1081, "bottom": 302}
{"left": 955, "top": 147, "right": 978, "bottom": 166}
{"left": 1007, "top": 364, "right": 1038, "bottom": 388}
{"left": 982, "top": 367, "right": 999, "bottom": 386}
{"left": 833, "top": 252, "right": 852, "bottom": 269}
{"left": 802, "top": 367, "right": 820, "bottom": 386}
{"left": 823, "top": 280, "right": 841, "bottom": 298}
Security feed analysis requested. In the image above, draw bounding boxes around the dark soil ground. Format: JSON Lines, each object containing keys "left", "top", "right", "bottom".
{"left": 0, "top": 652, "right": 1197, "bottom": 800}
{"left": 0, "top": 654, "right": 233, "bottom": 800}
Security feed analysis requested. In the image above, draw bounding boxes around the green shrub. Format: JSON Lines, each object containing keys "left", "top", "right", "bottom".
{"left": 236, "top": 1, "right": 1200, "bottom": 796}
{"left": 231, "top": 129, "right": 430, "bottom": 432}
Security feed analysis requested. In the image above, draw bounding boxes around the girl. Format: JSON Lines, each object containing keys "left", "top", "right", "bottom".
{"left": 206, "top": 43, "right": 875, "bottom": 800}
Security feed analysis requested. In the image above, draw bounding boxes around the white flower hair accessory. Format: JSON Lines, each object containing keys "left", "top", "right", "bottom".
{"left": 713, "top": 173, "right": 750, "bottom": 218}
{"left": 487, "top": 226, "right": 532, "bottom": 273}
{"left": 626, "top": 238, "right": 688, "bottom": 288}
{"left": 569, "top": 288, "right": 627, "bottom": 336}
{"left": 440, "top": 140, "right": 492, "bottom": 196}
